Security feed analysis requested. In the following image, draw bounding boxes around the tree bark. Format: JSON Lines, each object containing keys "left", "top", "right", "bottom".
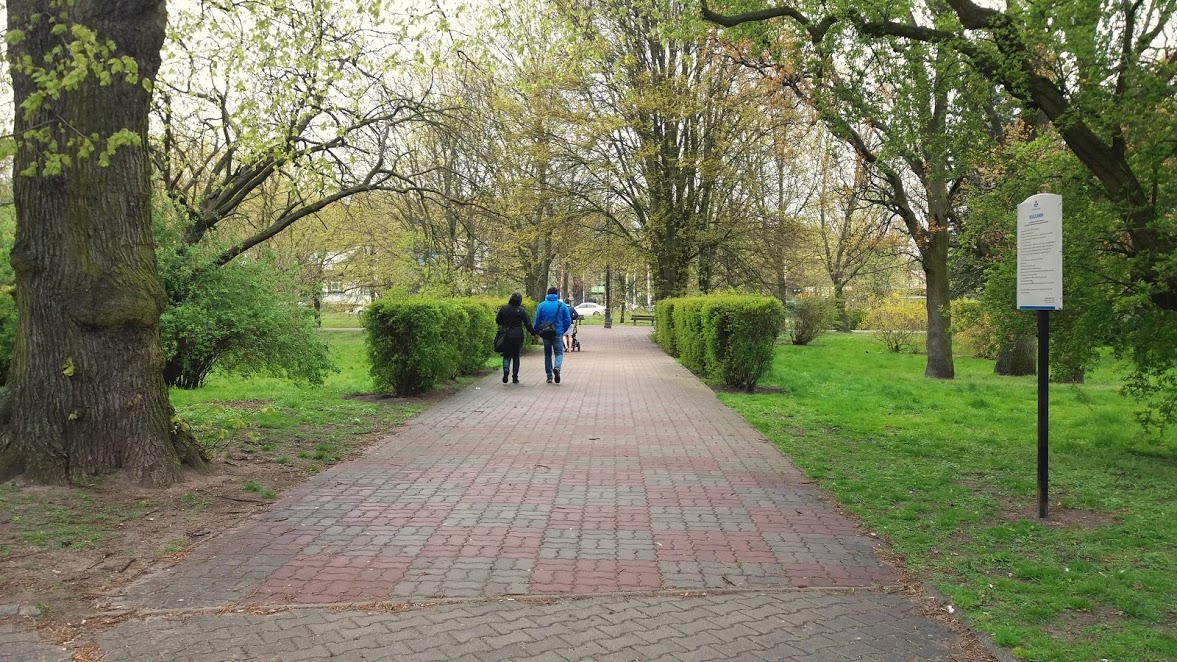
{"left": 0, "top": 0, "right": 206, "bottom": 486}
{"left": 833, "top": 283, "right": 850, "bottom": 332}
{"left": 922, "top": 228, "right": 955, "bottom": 379}
{"left": 651, "top": 216, "right": 690, "bottom": 300}
{"left": 994, "top": 333, "right": 1036, "bottom": 376}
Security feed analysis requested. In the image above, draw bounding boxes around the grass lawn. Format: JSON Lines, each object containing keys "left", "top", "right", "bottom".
{"left": 721, "top": 333, "right": 1176, "bottom": 661}
{"left": 319, "top": 310, "right": 364, "bottom": 328}
{"left": 171, "top": 330, "right": 420, "bottom": 472}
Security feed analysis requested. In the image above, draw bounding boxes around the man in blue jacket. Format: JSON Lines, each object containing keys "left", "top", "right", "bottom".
{"left": 534, "top": 286, "right": 573, "bottom": 383}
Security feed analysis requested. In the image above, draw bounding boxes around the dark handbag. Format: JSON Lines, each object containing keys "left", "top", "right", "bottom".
{"left": 493, "top": 326, "right": 508, "bottom": 353}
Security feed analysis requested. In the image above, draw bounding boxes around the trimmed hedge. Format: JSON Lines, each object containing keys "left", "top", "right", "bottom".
{"left": 364, "top": 296, "right": 493, "bottom": 395}
{"left": 654, "top": 298, "right": 677, "bottom": 355}
{"left": 456, "top": 299, "right": 497, "bottom": 374}
{"left": 655, "top": 294, "right": 785, "bottom": 391}
{"left": 365, "top": 295, "right": 541, "bottom": 395}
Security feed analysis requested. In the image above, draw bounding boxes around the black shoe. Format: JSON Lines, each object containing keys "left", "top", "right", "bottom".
{"left": 553, "top": 368, "right": 561, "bottom": 384}
{"left": 512, "top": 376, "right": 519, "bottom": 384}
{"left": 547, "top": 376, "right": 554, "bottom": 383}
{"left": 503, "top": 369, "right": 509, "bottom": 383}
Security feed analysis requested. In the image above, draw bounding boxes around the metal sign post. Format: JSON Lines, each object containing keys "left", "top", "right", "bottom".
{"left": 603, "top": 264, "right": 613, "bottom": 329}
{"left": 1017, "top": 193, "right": 1063, "bottom": 519}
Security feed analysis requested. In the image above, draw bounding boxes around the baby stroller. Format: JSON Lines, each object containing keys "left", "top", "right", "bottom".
{"left": 569, "top": 316, "right": 581, "bottom": 352}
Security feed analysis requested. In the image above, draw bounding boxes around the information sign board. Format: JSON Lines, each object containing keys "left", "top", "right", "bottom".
{"left": 1017, "top": 194, "right": 1063, "bottom": 310}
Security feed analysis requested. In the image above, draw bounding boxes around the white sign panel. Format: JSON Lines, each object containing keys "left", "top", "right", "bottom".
{"left": 1017, "top": 193, "right": 1063, "bottom": 310}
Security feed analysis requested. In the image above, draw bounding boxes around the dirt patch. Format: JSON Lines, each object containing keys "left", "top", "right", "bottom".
{"left": 999, "top": 503, "right": 1120, "bottom": 529}
{"left": 960, "top": 480, "right": 1120, "bottom": 530}
{"left": 0, "top": 403, "right": 424, "bottom": 625}
{"left": 1042, "top": 606, "right": 1123, "bottom": 642}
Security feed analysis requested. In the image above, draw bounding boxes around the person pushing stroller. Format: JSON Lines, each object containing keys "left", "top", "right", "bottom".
{"left": 564, "top": 298, "right": 580, "bottom": 351}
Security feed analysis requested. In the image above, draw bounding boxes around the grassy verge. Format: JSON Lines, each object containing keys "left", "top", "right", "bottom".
{"left": 319, "top": 311, "right": 364, "bottom": 328}
{"left": 171, "top": 330, "right": 421, "bottom": 479}
{"left": 720, "top": 333, "right": 1176, "bottom": 661}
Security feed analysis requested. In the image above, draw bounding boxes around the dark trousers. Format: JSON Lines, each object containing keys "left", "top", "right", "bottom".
{"left": 501, "top": 339, "right": 523, "bottom": 376}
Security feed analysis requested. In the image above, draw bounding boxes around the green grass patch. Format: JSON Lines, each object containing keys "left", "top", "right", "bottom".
{"left": 319, "top": 311, "right": 363, "bottom": 328}
{"left": 720, "top": 333, "right": 1176, "bottom": 661}
{"left": 171, "top": 331, "right": 422, "bottom": 482}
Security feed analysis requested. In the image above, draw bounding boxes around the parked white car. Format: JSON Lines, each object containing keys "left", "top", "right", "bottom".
{"left": 575, "top": 302, "right": 606, "bottom": 317}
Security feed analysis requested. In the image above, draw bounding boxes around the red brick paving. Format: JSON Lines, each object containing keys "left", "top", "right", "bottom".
{"left": 117, "top": 326, "right": 897, "bottom": 609}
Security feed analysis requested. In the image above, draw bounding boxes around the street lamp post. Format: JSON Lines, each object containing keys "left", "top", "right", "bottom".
{"left": 603, "top": 263, "right": 612, "bottom": 329}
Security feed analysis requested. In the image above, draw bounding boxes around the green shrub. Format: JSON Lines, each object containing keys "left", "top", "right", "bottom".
{"left": 155, "top": 206, "right": 334, "bottom": 389}
{"left": 655, "top": 298, "right": 677, "bottom": 355}
{"left": 455, "top": 299, "right": 496, "bottom": 373}
{"left": 365, "top": 298, "right": 455, "bottom": 395}
{"left": 364, "top": 296, "right": 499, "bottom": 396}
{"left": 951, "top": 298, "right": 999, "bottom": 359}
{"left": 846, "top": 307, "right": 867, "bottom": 331}
{"left": 701, "top": 295, "right": 786, "bottom": 391}
{"left": 658, "top": 294, "right": 784, "bottom": 390}
{"left": 673, "top": 297, "right": 707, "bottom": 374}
{"left": 158, "top": 253, "right": 334, "bottom": 389}
{"left": 863, "top": 294, "right": 926, "bottom": 353}
{"left": 787, "top": 295, "right": 834, "bottom": 346}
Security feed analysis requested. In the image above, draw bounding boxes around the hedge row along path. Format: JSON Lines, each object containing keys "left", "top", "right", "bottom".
{"left": 9, "top": 326, "right": 986, "bottom": 661}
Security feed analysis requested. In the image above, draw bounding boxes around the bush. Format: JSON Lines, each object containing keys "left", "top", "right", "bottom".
{"left": 364, "top": 296, "right": 498, "bottom": 396}
{"left": 154, "top": 204, "right": 335, "bottom": 389}
{"left": 657, "top": 294, "right": 784, "bottom": 390}
{"left": 846, "top": 307, "right": 868, "bottom": 331}
{"left": 951, "top": 298, "right": 999, "bottom": 359}
{"left": 788, "top": 295, "right": 834, "bottom": 346}
{"left": 673, "top": 297, "right": 707, "bottom": 374}
{"left": 159, "top": 256, "right": 336, "bottom": 389}
{"left": 701, "top": 295, "right": 786, "bottom": 391}
{"left": 455, "top": 299, "right": 496, "bottom": 374}
{"left": 863, "top": 294, "right": 926, "bottom": 353}
{"left": 655, "top": 298, "right": 677, "bottom": 355}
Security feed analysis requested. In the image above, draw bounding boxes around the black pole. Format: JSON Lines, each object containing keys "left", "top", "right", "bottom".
{"left": 1037, "top": 310, "right": 1049, "bottom": 519}
{"left": 603, "top": 264, "right": 613, "bottom": 329}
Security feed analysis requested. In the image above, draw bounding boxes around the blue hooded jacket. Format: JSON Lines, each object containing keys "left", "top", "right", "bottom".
{"left": 534, "top": 294, "right": 572, "bottom": 337}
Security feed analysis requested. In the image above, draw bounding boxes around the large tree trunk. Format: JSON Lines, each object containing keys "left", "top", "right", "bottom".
{"left": 833, "top": 282, "right": 850, "bottom": 332}
{"left": 651, "top": 219, "right": 690, "bottom": 300}
{"left": 922, "top": 229, "right": 954, "bottom": 379}
{"left": 0, "top": 0, "right": 206, "bottom": 486}
{"left": 994, "top": 334, "right": 1036, "bottom": 376}
{"left": 522, "top": 239, "right": 552, "bottom": 303}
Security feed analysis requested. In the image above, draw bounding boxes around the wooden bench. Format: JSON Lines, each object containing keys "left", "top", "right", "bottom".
{"left": 630, "top": 314, "right": 655, "bottom": 326}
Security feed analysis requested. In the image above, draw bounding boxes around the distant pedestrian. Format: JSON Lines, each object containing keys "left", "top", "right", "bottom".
{"left": 534, "top": 286, "right": 572, "bottom": 383}
{"left": 496, "top": 292, "right": 536, "bottom": 384}
{"left": 564, "top": 298, "right": 580, "bottom": 351}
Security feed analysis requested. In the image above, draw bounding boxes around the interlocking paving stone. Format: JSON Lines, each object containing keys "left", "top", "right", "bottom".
{"left": 99, "top": 326, "right": 978, "bottom": 660}
{"left": 93, "top": 592, "right": 966, "bottom": 661}
{"left": 0, "top": 621, "right": 70, "bottom": 662}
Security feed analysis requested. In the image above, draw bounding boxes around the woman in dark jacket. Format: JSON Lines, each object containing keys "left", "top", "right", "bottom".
{"left": 496, "top": 292, "right": 536, "bottom": 384}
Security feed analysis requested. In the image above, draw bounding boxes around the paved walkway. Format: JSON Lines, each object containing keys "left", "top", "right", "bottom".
{"left": 8, "top": 326, "right": 981, "bottom": 661}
